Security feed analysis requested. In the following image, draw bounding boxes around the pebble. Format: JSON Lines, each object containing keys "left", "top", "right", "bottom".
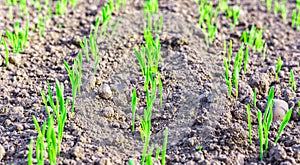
{"left": 272, "top": 99, "right": 289, "bottom": 121}
{"left": 71, "top": 146, "right": 84, "bottom": 159}
{"left": 269, "top": 145, "right": 287, "bottom": 161}
{"left": 0, "top": 144, "right": 5, "bottom": 161}
{"left": 98, "top": 84, "right": 113, "bottom": 99}
{"left": 103, "top": 107, "right": 114, "bottom": 118}
{"left": 9, "top": 54, "right": 22, "bottom": 66}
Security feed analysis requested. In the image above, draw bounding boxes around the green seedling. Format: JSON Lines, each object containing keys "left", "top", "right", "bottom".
{"left": 79, "top": 36, "right": 89, "bottom": 62}
{"left": 274, "top": 0, "right": 280, "bottom": 15}
{"left": 266, "top": 0, "right": 272, "bottom": 13}
{"left": 155, "top": 146, "right": 161, "bottom": 160}
{"left": 6, "top": 20, "right": 29, "bottom": 54}
{"left": 246, "top": 104, "right": 253, "bottom": 145}
{"left": 275, "top": 108, "right": 293, "bottom": 144}
{"left": 89, "top": 31, "right": 98, "bottom": 60}
{"left": 56, "top": 0, "right": 68, "bottom": 15}
{"left": 226, "top": 6, "right": 240, "bottom": 26}
{"left": 275, "top": 57, "right": 282, "bottom": 80}
{"left": 38, "top": 16, "right": 45, "bottom": 37}
{"left": 241, "top": 26, "right": 266, "bottom": 53}
{"left": 128, "top": 159, "right": 135, "bottom": 165}
{"left": 41, "top": 80, "right": 70, "bottom": 156}
{"left": 243, "top": 45, "right": 249, "bottom": 73}
{"left": 31, "top": 115, "right": 47, "bottom": 164}
{"left": 262, "top": 42, "right": 267, "bottom": 60}
{"left": 28, "top": 138, "right": 33, "bottom": 165}
{"left": 161, "top": 127, "right": 169, "bottom": 165}
{"left": 232, "top": 44, "right": 244, "bottom": 99}
{"left": 197, "top": 145, "right": 203, "bottom": 151}
{"left": 131, "top": 88, "right": 137, "bottom": 134}
{"left": 289, "top": 69, "right": 296, "bottom": 91}
{"left": 257, "top": 110, "right": 264, "bottom": 160}
{"left": 229, "top": 40, "right": 232, "bottom": 63}
{"left": 69, "top": 0, "right": 79, "bottom": 8}
{"left": 298, "top": 101, "right": 300, "bottom": 115}
{"left": 291, "top": 9, "right": 300, "bottom": 30}
{"left": 222, "top": 57, "right": 232, "bottom": 96}
{"left": 198, "top": 1, "right": 219, "bottom": 45}
{"left": 101, "top": 4, "right": 112, "bottom": 37}
{"left": 281, "top": 6, "right": 287, "bottom": 23}
{"left": 218, "top": 0, "right": 228, "bottom": 12}
{"left": 64, "top": 52, "right": 82, "bottom": 113}
{"left": 257, "top": 87, "right": 274, "bottom": 160}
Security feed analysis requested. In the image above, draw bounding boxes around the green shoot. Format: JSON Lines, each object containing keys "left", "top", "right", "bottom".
{"left": 79, "top": 36, "right": 89, "bottom": 62}
{"left": 218, "top": 0, "right": 228, "bottom": 12}
{"left": 28, "top": 137, "right": 33, "bottom": 165}
{"left": 38, "top": 16, "right": 45, "bottom": 38}
{"left": 246, "top": 104, "right": 252, "bottom": 145}
{"left": 131, "top": 88, "right": 137, "bottom": 134}
{"left": 281, "top": 5, "right": 287, "bottom": 23}
{"left": 289, "top": 69, "right": 296, "bottom": 91}
{"left": 243, "top": 45, "right": 249, "bottom": 73}
{"left": 155, "top": 146, "right": 161, "bottom": 160}
{"left": 5, "top": 20, "right": 29, "bottom": 54}
{"left": 64, "top": 52, "right": 82, "bottom": 113}
{"left": 161, "top": 127, "right": 168, "bottom": 165}
{"left": 274, "top": 108, "right": 293, "bottom": 144}
{"left": 257, "top": 110, "right": 264, "bottom": 160}
{"left": 198, "top": 145, "right": 203, "bottom": 151}
{"left": 223, "top": 57, "right": 232, "bottom": 96}
{"left": 128, "top": 159, "right": 135, "bottom": 165}
{"left": 266, "top": 0, "right": 272, "bottom": 13}
{"left": 274, "top": 0, "right": 280, "bottom": 16}
{"left": 275, "top": 57, "right": 282, "bottom": 80}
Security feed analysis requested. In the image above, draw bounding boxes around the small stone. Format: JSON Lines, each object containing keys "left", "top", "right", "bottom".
{"left": 282, "top": 88, "right": 296, "bottom": 100}
{"left": 98, "top": 84, "right": 113, "bottom": 99}
{"left": 9, "top": 54, "right": 22, "bottom": 66}
{"left": 83, "top": 75, "right": 96, "bottom": 92}
{"left": 103, "top": 107, "right": 114, "bottom": 118}
{"left": 0, "top": 144, "right": 5, "bottom": 161}
{"left": 272, "top": 99, "right": 289, "bottom": 121}
{"left": 269, "top": 145, "right": 287, "bottom": 161}
{"left": 71, "top": 146, "right": 84, "bottom": 159}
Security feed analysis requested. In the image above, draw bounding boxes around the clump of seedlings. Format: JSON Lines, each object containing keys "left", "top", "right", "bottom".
{"left": 226, "top": 5, "right": 240, "bottom": 27}
{"left": 130, "top": 1, "right": 168, "bottom": 164}
{"left": 5, "top": 20, "right": 29, "bottom": 54}
{"left": 240, "top": 25, "right": 267, "bottom": 60}
{"left": 198, "top": 0, "right": 219, "bottom": 45}
{"left": 29, "top": 80, "right": 70, "bottom": 164}
{"left": 247, "top": 87, "right": 293, "bottom": 160}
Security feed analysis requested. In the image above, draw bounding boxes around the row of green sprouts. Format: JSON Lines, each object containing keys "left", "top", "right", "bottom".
{"left": 129, "top": 0, "right": 168, "bottom": 164}
{"left": 27, "top": 0, "right": 126, "bottom": 164}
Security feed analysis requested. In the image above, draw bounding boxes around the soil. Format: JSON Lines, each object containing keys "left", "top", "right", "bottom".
{"left": 0, "top": 0, "right": 300, "bottom": 165}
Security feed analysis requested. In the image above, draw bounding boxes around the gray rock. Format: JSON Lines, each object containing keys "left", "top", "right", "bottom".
{"left": 9, "top": 54, "right": 21, "bottom": 66}
{"left": 269, "top": 145, "right": 287, "bottom": 161}
{"left": 0, "top": 144, "right": 5, "bottom": 161}
{"left": 83, "top": 75, "right": 96, "bottom": 92}
{"left": 103, "top": 107, "right": 114, "bottom": 118}
{"left": 98, "top": 84, "right": 113, "bottom": 99}
{"left": 71, "top": 146, "right": 84, "bottom": 159}
{"left": 272, "top": 99, "right": 289, "bottom": 121}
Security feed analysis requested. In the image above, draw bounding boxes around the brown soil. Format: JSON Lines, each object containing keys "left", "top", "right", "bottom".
{"left": 0, "top": 0, "right": 300, "bottom": 165}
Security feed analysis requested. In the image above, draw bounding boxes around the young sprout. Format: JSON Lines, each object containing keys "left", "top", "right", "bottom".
{"left": 274, "top": 0, "right": 280, "bottom": 16}
{"left": 161, "top": 127, "right": 169, "bottom": 165}
{"left": 275, "top": 57, "right": 282, "bottom": 80}
{"left": 253, "top": 88, "right": 257, "bottom": 107}
{"left": 131, "top": 88, "right": 137, "bottom": 134}
{"left": 243, "top": 45, "right": 249, "bottom": 73}
{"left": 257, "top": 110, "right": 264, "bottom": 160}
{"left": 197, "top": 145, "right": 203, "bottom": 151}
{"left": 289, "top": 69, "right": 296, "bottom": 91}
{"left": 275, "top": 108, "right": 293, "bottom": 144}
{"left": 281, "top": 6, "right": 287, "bottom": 23}
{"left": 28, "top": 138, "right": 33, "bottom": 165}
{"left": 266, "top": 0, "right": 272, "bottom": 13}
{"left": 246, "top": 104, "right": 252, "bottom": 144}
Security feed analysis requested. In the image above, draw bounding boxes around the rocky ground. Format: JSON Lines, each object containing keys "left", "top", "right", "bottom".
{"left": 0, "top": 0, "right": 300, "bottom": 164}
